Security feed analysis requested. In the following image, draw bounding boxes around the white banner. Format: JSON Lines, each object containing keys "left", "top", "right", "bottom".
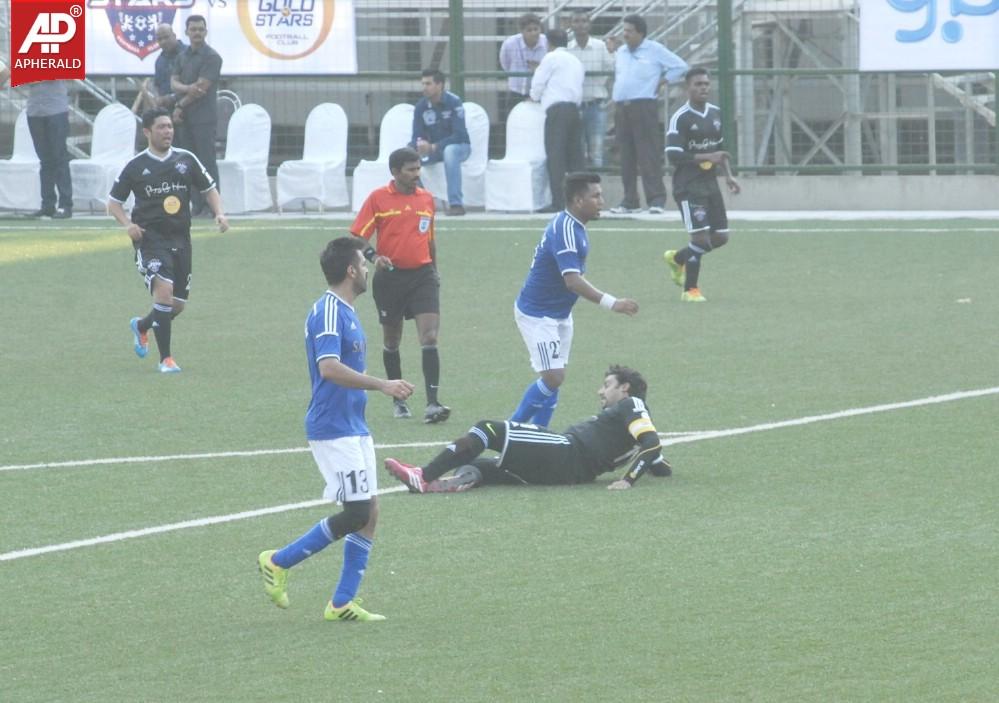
{"left": 85, "top": 0, "right": 357, "bottom": 75}
{"left": 860, "top": 0, "right": 999, "bottom": 71}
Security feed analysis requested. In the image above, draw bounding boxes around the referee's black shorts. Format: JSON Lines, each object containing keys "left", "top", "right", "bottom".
{"left": 372, "top": 264, "right": 439, "bottom": 324}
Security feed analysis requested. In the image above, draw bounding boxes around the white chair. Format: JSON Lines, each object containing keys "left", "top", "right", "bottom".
{"left": 276, "top": 103, "right": 349, "bottom": 212}
{"left": 217, "top": 103, "right": 273, "bottom": 213}
{"left": 0, "top": 110, "right": 41, "bottom": 211}
{"left": 351, "top": 103, "right": 414, "bottom": 211}
{"left": 419, "top": 101, "right": 490, "bottom": 208}
{"left": 69, "top": 103, "right": 137, "bottom": 212}
{"left": 485, "top": 101, "right": 551, "bottom": 212}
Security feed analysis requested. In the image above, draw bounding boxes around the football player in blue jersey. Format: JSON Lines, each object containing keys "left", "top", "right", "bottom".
{"left": 257, "top": 237, "right": 414, "bottom": 622}
{"left": 510, "top": 172, "right": 639, "bottom": 427}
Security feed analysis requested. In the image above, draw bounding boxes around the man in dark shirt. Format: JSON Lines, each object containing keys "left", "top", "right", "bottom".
{"left": 663, "top": 67, "right": 740, "bottom": 303}
{"left": 170, "top": 14, "right": 222, "bottom": 215}
{"left": 411, "top": 69, "right": 470, "bottom": 216}
{"left": 385, "top": 365, "right": 672, "bottom": 493}
{"left": 108, "top": 108, "right": 229, "bottom": 373}
{"left": 152, "top": 23, "right": 185, "bottom": 108}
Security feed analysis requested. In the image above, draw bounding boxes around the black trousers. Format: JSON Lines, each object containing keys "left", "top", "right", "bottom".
{"left": 27, "top": 112, "right": 72, "bottom": 212}
{"left": 544, "top": 103, "right": 585, "bottom": 210}
{"left": 615, "top": 99, "right": 666, "bottom": 208}
{"left": 174, "top": 120, "right": 219, "bottom": 213}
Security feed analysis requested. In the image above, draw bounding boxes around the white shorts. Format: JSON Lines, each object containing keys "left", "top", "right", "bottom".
{"left": 309, "top": 435, "right": 378, "bottom": 503}
{"left": 514, "top": 304, "right": 574, "bottom": 373}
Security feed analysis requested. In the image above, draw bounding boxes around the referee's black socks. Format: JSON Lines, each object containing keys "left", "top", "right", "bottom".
{"left": 422, "top": 345, "right": 440, "bottom": 405}
{"left": 383, "top": 347, "right": 402, "bottom": 380}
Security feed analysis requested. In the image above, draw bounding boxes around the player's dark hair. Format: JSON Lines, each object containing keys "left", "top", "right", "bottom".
{"left": 320, "top": 237, "right": 365, "bottom": 285}
{"left": 519, "top": 13, "right": 543, "bottom": 29}
{"left": 564, "top": 172, "right": 601, "bottom": 205}
{"left": 606, "top": 365, "right": 648, "bottom": 400}
{"left": 421, "top": 69, "right": 446, "bottom": 85}
{"left": 546, "top": 29, "right": 569, "bottom": 48}
{"left": 186, "top": 14, "right": 206, "bottom": 28}
{"left": 389, "top": 147, "right": 421, "bottom": 173}
{"left": 685, "top": 66, "right": 710, "bottom": 83}
{"left": 141, "top": 108, "right": 172, "bottom": 129}
{"left": 622, "top": 14, "right": 647, "bottom": 37}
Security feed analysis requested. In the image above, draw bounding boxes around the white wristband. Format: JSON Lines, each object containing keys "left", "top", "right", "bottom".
{"left": 599, "top": 293, "right": 617, "bottom": 310}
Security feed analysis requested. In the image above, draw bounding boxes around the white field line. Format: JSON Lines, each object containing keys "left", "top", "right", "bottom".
{"left": 2, "top": 386, "right": 997, "bottom": 562}
{"left": 0, "top": 432, "right": 692, "bottom": 473}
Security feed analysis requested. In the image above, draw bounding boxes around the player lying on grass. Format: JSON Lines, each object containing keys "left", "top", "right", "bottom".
{"left": 386, "top": 365, "right": 672, "bottom": 492}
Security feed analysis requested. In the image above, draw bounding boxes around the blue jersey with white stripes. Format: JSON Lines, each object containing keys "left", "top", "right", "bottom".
{"left": 304, "top": 291, "right": 369, "bottom": 441}
{"left": 515, "top": 211, "right": 589, "bottom": 319}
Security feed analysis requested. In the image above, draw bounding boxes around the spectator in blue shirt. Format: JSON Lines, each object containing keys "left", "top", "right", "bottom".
{"left": 609, "top": 14, "right": 688, "bottom": 214}
{"left": 152, "top": 23, "right": 185, "bottom": 109}
{"left": 411, "top": 69, "right": 471, "bottom": 216}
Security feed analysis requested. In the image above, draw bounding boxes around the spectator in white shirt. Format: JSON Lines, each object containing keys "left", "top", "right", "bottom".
{"left": 568, "top": 11, "right": 615, "bottom": 167}
{"left": 530, "top": 29, "right": 586, "bottom": 212}
{"left": 498, "top": 13, "right": 549, "bottom": 152}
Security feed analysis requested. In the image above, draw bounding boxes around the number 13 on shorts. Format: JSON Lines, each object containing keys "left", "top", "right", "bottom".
{"left": 310, "top": 436, "right": 379, "bottom": 503}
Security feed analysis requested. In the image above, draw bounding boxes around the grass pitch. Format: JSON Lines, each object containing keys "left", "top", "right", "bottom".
{"left": 1, "top": 215, "right": 997, "bottom": 702}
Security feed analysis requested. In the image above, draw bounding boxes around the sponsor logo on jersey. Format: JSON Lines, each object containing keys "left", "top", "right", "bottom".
{"left": 163, "top": 194, "right": 181, "bottom": 214}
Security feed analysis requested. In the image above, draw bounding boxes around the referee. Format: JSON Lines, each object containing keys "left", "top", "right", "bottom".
{"left": 350, "top": 147, "right": 450, "bottom": 424}
{"left": 108, "top": 108, "right": 229, "bottom": 373}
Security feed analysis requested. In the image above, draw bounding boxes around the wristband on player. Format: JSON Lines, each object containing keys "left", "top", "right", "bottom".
{"left": 363, "top": 246, "right": 377, "bottom": 262}
{"left": 599, "top": 293, "right": 617, "bottom": 310}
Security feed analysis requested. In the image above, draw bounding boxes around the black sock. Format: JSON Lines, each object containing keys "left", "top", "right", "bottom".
{"left": 138, "top": 310, "right": 155, "bottom": 333}
{"left": 675, "top": 248, "right": 691, "bottom": 266}
{"left": 151, "top": 303, "right": 173, "bottom": 360}
{"left": 422, "top": 345, "right": 440, "bottom": 405}
{"left": 383, "top": 348, "right": 402, "bottom": 381}
{"left": 423, "top": 433, "right": 486, "bottom": 482}
{"left": 685, "top": 252, "right": 702, "bottom": 290}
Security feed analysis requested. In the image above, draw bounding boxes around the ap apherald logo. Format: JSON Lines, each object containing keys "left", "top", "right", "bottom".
{"left": 10, "top": 0, "right": 87, "bottom": 86}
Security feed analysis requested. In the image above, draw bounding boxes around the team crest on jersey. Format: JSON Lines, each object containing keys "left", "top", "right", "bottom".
{"left": 419, "top": 216, "right": 431, "bottom": 233}
{"left": 713, "top": 119, "right": 722, "bottom": 130}
{"left": 175, "top": 161, "right": 188, "bottom": 174}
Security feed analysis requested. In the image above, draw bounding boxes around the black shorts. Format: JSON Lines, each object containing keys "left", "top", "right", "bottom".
{"left": 495, "top": 422, "right": 591, "bottom": 485}
{"left": 675, "top": 187, "right": 729, "bottom": 235}
{"left": 372, "top": 264, "right": 439, "bottom": 324}
{"left": 135, "top": 236, "right": 192, "bottom": 301}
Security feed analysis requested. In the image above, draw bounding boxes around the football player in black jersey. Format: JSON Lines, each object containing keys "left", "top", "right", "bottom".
{"left": 385, "top": 365, "right": 671, "bottom": 492}
{"left": 108, "top": 108, "right": 229, "bottom": 373}
{"left": 663, "top": 67, "right": 740, "bottom": 303}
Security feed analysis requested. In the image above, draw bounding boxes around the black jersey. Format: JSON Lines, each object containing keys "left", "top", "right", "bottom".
{"left": 563, "top": 397, "right": 657, "bottom": 479}
{"left": 109, "top": 147, "right": 215, "bottom": 239}
{"left": 665, "top": 101, "right": 725, "bottom": 198}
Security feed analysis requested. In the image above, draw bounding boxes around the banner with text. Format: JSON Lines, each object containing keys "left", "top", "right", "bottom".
{"left": 85, "top": 0, "right": 357, "bottom": 75}
{"left": 860, "top": 0, "right": 999, "bottom": 71}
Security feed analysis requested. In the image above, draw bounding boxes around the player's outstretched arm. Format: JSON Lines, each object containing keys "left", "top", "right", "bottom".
{"left": 563, "top": 272, "right": 638, "bottom": 316}
{"left": 318, "top": 358, "right": 415, "bottom": 400}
